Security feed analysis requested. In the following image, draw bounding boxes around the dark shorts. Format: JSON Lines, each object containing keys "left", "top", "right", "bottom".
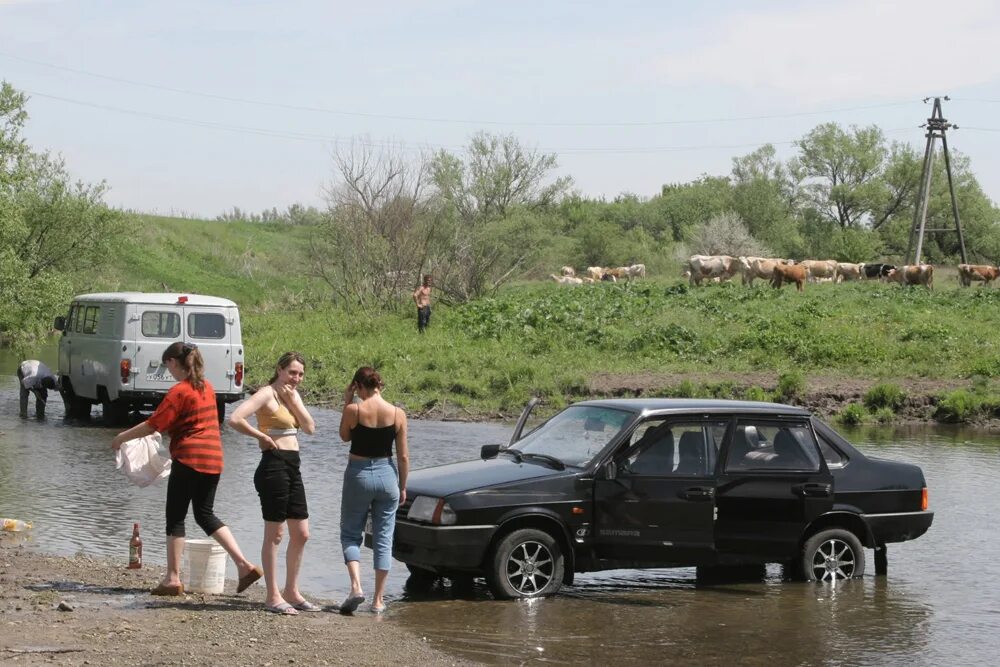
{"left": 254, "top": 450, "right": 308, "bottom": 522}
{"left": 417, "top": 305, "right": 431, "bottom": 332}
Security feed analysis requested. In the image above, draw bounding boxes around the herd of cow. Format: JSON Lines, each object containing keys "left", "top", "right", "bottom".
{"left": 551, "top": 264, "right": 647, "bottom": 285}
{"left": 683, "top": 255, "right": 1000, "bottom": 292}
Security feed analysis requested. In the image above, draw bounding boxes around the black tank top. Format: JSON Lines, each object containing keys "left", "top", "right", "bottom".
{"left": 350, "top": 420, "right": 397, "bottom": 458}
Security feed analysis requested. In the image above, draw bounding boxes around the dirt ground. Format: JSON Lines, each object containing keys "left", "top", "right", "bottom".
{"left": 0, "top": 544, "right": 474, "bottom": 666}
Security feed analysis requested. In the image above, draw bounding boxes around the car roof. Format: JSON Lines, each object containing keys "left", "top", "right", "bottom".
{"left": 71, "top": 292, "right": 238, "bottom": 307}
{"left": 571, "top": 398, "right": 811, "bottom": 417}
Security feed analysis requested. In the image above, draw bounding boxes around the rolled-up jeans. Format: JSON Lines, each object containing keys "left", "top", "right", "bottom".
{"left": 340, "top": 457, "right": 399, "bottom": 571}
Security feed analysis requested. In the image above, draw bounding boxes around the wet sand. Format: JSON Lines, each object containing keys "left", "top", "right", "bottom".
{"left": 0, "top": 544, "right": 474, "bottom": 666}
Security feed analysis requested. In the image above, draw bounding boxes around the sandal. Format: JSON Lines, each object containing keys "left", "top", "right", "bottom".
{"left": 264, "top": 602, "right": 299, "bottom": 615}
{"left": 292, "top": 600, "right": 322, "bottom": 612}
{"left": 151, "top": 582, "right": 184, "bottom": 596}
{"left": 236, "top": 565, "right": 264, "bottom": 594}
{"left": 339, "top": 594, "right": 365, "bottom": 615}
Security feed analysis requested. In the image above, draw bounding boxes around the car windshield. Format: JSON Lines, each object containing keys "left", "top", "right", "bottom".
{"left": 510, "top": 405, "right": 632, "bottom": 467}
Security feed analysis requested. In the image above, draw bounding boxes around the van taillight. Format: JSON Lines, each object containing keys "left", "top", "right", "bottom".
{"left": 120, "top": 359, "right": 131, "bottom": 384}
{"left": 235, "top": 362, "right": 243, "bottom": 386}
{"left": 921, "top": 487, "right": 928, "bottom": 511}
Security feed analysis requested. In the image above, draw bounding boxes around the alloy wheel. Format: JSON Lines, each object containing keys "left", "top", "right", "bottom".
{"left": 505, "top": 540, "right": 555, "bottom": 595}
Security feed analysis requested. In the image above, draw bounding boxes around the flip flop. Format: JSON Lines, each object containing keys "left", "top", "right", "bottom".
{"left": 292, "top": 600, "right": 322, "bottom": 612}
{"left": 339, "top": 594, "right": 365, "bottom": 615}
{"left": 265, "top": 602, "right": 299, "bottom": 615}
{"left": 369, "top": 603, "right": 386, "bottom": 615}
{"left": 236, "top": 565, "right": 264, "bottom": 594}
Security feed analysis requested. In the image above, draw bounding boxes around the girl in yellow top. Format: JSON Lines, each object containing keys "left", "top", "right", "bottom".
{"left": 229, "top": 352, "right": 317, "bottom": 615}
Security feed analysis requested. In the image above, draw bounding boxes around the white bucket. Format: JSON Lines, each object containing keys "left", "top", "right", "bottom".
{"left": 183, "top": 538, "right": 227, "bottom": 594}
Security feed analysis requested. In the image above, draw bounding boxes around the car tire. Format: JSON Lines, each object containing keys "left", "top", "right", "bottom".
{"left": 801, "top": 528, "right": 865, "bottom": 582}
{"left": 486, "top": 528, "right": 564, "bottom": 600}
{"left": 102, "top": 398, "right": 130, "bottom": 426}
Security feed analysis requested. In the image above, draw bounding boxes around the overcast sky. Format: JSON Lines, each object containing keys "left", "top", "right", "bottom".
{"left": 4, "top": 0, "right": 1000, "bottom": 218}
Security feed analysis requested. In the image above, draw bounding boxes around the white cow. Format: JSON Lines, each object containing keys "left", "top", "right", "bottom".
{"left": 687, "top": 255, "right": 739, "bottom": 286}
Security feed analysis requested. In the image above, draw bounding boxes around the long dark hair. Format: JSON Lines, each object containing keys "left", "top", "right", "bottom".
{"left": 269, "top": 351, "right": 306, "bottom": 384}
{"left": 162, "top": 342, "right": 205, "bottom": 390}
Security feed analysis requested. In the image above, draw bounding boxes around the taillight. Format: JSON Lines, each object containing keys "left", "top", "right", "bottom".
{"left": 921, "top": 487, "right": 928, "bottom": 511}
{"left": 234, "top": 362, "right": 244, "bottom": 386}
{"left": 120, "top": 359, "right": 131, "bottom": 384}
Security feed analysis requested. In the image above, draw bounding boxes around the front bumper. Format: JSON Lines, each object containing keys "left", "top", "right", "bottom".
{"left": 863, "top": 510, "right": 934, "bottom": 544}
{"left": 365, "top": 520, "right": 496, "bottom": 573}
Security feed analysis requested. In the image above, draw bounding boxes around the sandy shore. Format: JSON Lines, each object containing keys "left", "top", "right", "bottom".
{"left": 0, "top": 543, "right": 474, "bottom": 666}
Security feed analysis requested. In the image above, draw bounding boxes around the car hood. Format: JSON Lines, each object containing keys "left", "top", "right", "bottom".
{"left": 407, "top": 456, "right": 568, "bottom": 498}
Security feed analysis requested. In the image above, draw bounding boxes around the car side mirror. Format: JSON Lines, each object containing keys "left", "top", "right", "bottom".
{"left": 481, "top": 444, "right": 501, "bottom": 460}
{"left": 602, "top": 460, "right": 617, "bottom": 480}
{"left": 53, "top": 316, "right": 65, "bottom": 331}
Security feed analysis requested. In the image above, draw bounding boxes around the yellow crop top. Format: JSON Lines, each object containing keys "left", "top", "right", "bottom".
{"left": 256, "top": 393, "right": 299, "bottom": 435}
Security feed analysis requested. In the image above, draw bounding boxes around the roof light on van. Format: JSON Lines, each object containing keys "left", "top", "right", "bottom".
{"left": 177, "top": 296, "right": 189, "bottom": 304}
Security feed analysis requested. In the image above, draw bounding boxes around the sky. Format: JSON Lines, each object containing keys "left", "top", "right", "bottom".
{"left": 4, "top": 0, "right": 1000, "bottom": 218}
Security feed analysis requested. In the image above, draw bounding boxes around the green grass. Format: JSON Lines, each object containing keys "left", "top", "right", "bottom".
{"left": 68, "top": 214, "right": 1000, "bottom": 421}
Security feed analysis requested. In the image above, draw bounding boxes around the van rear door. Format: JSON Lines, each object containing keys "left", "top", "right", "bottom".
{"left": 183, "top": 306, "right": 232, "bottom": 394}
{"left": 133, "top": 305, "right": 184, "bottom": 392}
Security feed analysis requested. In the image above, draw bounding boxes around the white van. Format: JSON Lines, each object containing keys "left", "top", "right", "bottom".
{"left": 54, "top": 292, "right": 245, "bottom": 424}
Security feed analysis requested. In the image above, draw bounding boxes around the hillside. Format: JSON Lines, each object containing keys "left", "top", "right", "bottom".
{"left": 74, "top": 215, "right": 1000, "bottom": 425}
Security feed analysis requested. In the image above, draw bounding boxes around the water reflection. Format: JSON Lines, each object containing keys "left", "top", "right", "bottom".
{"left": 1, "top": 372, "right": 998, "bottom": 665}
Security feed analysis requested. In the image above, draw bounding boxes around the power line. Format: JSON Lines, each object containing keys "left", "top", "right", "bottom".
{"left": 23, "top": 88, "right": 918, "bottom": 155}
{"left": 1, "top": 51, "right": 917, "bottom": 128}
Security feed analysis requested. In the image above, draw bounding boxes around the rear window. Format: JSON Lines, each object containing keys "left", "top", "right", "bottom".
{"left": 82, "top": 306, "right": 100, "bottom": 334}
{"left": 188, "top": 312, "right": 226, "bottom": 339}
{"left": 141, "top": 311, "right": 181, "bottom": 338}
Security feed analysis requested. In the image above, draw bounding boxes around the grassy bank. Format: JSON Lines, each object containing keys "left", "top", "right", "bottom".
{"left": 51, "top": 215, "right": 1000, "bottom": 424}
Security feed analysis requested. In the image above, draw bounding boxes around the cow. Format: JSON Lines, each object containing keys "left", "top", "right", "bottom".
{"left": 835, "top": 262, "right": 864, "bottom": 283}
{"left": 740, "top": 257, "right": 787, "bottom": 286}
{"left": 771, "top": 263, "right": 807, "bottom": 292}
{"left": 687, "top": 255, "right": 739, "bottom": 286}
{"left": 957, "top": 263, "right": 1000, "bottom": 287}
{"left": 800, "top": 259, "right": 838, "bottom": 283}
{"left": 550, "top": 274, "right": 583, "bottom": 285}
{"left": 560, "top": 266, "right": 576, "bottom": 277}
{"left": 886, "top": 264, "right": 934, "bottom": 288}
{"left": 624, "top": 263, "right": 646, "bottom": 280}
{"left": 586, "top": 266, "right": 604, "bottom": 281}
{"left": 862, "top": 263, "right": 895, "bottom": 280}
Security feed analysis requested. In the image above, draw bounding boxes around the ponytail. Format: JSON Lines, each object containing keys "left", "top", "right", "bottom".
{"left": 162, "top": 342, "right": 206, "bottom": 390}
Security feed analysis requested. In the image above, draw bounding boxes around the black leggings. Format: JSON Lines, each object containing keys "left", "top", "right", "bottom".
{"left": 165, "top": 459, "right": 226, "bottom": 537}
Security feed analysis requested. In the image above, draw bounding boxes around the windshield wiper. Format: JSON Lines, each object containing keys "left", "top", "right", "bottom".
{"left": 500, "top": 448, "right": 523, "bottom": 463}
{"left": 519, "top": 452, "right": 566, "bottom": 470}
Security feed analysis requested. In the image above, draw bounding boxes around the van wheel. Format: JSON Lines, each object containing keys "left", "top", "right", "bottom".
{"left": 60, "top": 381, "right": 92, "bottom": 421}
{"left": 486, "top": 528, "right": 564, "bottom": 600}
{"left": 801, "top": 528, "right": 865, "bottom": 582}
{"left": 101, "top": 397, "right": 130, "bottom": 426}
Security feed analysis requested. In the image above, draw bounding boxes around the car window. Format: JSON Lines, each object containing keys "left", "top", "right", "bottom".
{"left": 816, "top": 432, "right": 847, "bottom": 468}
{"left": 66, "top": 305, "right": 78, "bottom": 333}
{"left": 141, "top": 311, "right": 181, "bottom": 338}
{"left": 82, "top": 306, "right": 100, "bottom": 334}
{"left": 188, "top": 313, "right": 226, "bottom": 339}
{"left": 622, "top": 420, "right": 726, "bottom": 477}
{"left": 724, "top": 421, "right": 821, "bottom": 473}
{"left": 511, "top": 405, "right": 631, "bottom": 467}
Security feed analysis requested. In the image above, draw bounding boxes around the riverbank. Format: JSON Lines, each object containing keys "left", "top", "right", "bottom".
{"left": 0, "top": 544, "right": 473, "bottom": 666}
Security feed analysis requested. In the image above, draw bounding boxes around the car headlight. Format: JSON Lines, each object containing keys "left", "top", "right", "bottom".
{"left": 406, "top": 496, "right": 457, "bottom": 525}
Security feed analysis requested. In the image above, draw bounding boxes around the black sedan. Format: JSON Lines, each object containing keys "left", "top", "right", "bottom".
{"left": 379, "top": 399, "right": 933, "bottom": 599}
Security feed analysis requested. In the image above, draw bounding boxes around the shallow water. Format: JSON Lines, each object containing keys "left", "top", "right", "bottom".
{"left": 1, "top": 366, "right": 998, "bottom": 665}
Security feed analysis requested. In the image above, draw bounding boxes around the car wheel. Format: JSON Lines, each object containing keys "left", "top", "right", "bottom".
{"left": 801, "top": 528, "right": 866, "bottom": 582}
{"left": 486, "top": 528, "right": 564, "bottom": 600}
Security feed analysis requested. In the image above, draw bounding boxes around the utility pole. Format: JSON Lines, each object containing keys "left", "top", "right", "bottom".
{"left": 906, "top": 96, "right": 968, "bottom": 265}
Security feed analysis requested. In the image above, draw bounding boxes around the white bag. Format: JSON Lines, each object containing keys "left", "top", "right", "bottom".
{"left": 115, "top": 433, "right": 171, "bottom": 487}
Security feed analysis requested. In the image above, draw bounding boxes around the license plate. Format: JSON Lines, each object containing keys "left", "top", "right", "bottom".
{"left": 145, "top": 373, "right": 173, "bottom": 381}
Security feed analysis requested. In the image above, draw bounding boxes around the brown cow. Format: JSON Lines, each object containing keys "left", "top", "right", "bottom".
{"left": 772, "top": 263, "right": 807, "bottom": 292}
{"left": 957, "top": 263, "right": 1000, "bottom": 287}
{"left": 886, "top": 264, "right": 934, "bottom": 289}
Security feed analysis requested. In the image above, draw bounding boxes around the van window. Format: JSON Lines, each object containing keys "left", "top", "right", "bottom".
{"left": 67, "top": 305, "right": 79, "bottom": 333}
{"left": 188, "top": 313, "right": 226, "bottom": 339}
{"left": 141, "top": 311, "right": 181, "bottom": 338}
{"left": 82, "top": 306, "right": 100, "bottom": 334}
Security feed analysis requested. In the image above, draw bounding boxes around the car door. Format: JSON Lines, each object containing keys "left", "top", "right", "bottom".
{"left": 714, "top": 417, "right": 834, "bottom": 559}
{"left": 133, "top": 305, "right": 183, "bottom": 392}
{"left": 593, "top": 418, "right": 725, "bottom": 566}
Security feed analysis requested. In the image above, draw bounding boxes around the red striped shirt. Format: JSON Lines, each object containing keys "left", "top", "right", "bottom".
{"left": 147, "top": 380, "right": 223, "bottom": 475}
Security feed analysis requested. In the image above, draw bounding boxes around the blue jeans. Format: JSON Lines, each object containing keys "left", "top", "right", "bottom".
{"left": 340, "top": 457, "right": 399, "bottom": 571}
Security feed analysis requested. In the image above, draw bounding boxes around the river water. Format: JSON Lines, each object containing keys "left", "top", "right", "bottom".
{"left": 1, "top": 355, "right": 998, "bottom": 665}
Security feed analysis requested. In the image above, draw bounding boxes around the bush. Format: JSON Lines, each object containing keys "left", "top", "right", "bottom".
{"left": 743, "top": 385, "right": 771, "bottom": 402}
{"left": 773, "top": 371, "right": 805, "bottom": 403}
{"left": 934, "top": 390, "right": 981, "bottom": 423}
{"left": 839, "top": 403, "right": 867, "bottom": 426}
{"left": 873, "top": 407, "right": 897, "bottom": 424}
{"left": 864, "top": 383, "right": 907, "bottom": 412}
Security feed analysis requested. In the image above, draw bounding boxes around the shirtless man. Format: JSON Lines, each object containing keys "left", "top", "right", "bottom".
{"left": 412, "top": 274, "right": 432, "bottom": 334}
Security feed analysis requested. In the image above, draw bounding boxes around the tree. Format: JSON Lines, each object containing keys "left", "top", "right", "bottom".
{"left": 430, "top": 133, "right": 571, "bottom": 301}
{"left": 309, "top": 141, "right": 438, "bottom": 314}
{"left": 687, "top": 211, "right": 771, "bottom": 258}
{"left": 794, "top": 123, "right": 918, "bottom": 230}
